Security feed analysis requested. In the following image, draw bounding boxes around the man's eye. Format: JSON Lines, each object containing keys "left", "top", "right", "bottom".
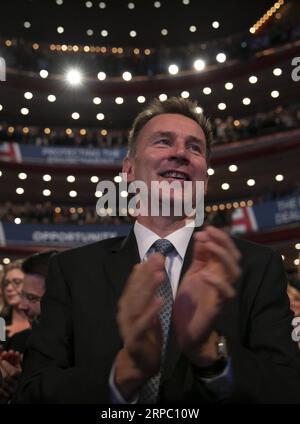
{"left": 189, "top": 144, "right": 202, "bottom": 153}
{"left": 155, "top": 139, "right": 170, "bottom": 145}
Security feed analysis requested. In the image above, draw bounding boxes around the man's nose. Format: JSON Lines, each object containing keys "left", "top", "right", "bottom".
{"left": 169, "top": 143, "right": 189, "bottom": 163}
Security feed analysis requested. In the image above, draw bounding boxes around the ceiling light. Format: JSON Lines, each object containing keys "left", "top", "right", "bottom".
{"left": 154, "top": 1, "right": 161, "bottom": 8}
{"left": 182, "top": 0, "right": 190, "bottom": 4}
{"left": 294, "top": 259, "right": 300, "bottom": 266}
{"left": 40, "top": 69, "right": 48, "bottom": 78}
{"left": 21, "top": 108, "right": 29, "bottom": 115}
{"left": 66, "top": 69, "right": 82, "bottom": 85}
{"left": 128, "top": 2, "right": 135, "bottom": 9}
{"left": 67, "top": 175, "right": 76, "bottom": 183}
{"left": 120, "top": 190, "right": 129, "bottom": 198}
{"left": 129, "top": 31, "right": 137, "bottom": 37}
{"left": 115, "top": 97, "right": 124, "bottom": 104}
{"left": 168, "top": 64, "right": 179, "bottom": 75}
{"left": 57, "top": 26, "right": 64, "bottom": 34}
{"left": 181, "top": 91, "right": 189, "bottom": 98}
{"left": 275, "top": 174, "right": 284, "bottom": 181}
{"left": 247, "top": 179, "right": 255, "bottom": 186}
{"left": 193, "top": 59, "right": 205, "bottom": 71}
{"left": 161, "top": 29, "right": 168, "bottom": 35}
{"left": 225, "top": 82, "right": 233, "bottom": 90}
{"left": 56, "top": 0, "right": 63, "bottom": 4}
{"left": 295, "top": 243, "right": 300, "bottom": 250}
{"left": 69, "top": 190, "right": 77, "bottom": 198}
{"left": 114, "top": 176, "right": 123, "bottom": 183}
{"left": 43, "top": 174, "right": 51, "bottom": 181}
{"left": 71, "top": 112, "right": 80, "bottom": 120}
{"left": 207, "top": 168, "right": 214, "bottom": 176}
{"left": 43, "top": 189, "right": 51, "bottom": 197}
{"left": 48, "top": 95, "right": 56, "bottom": 102}
{"left": 86, "top": 1, "right": 93, "bottom": 7}
{"left": 24, "top": 21, "right": 31, "bottom": 28}
{"left": 122, "top": 71, "right": 132, "bottom": 81}
{"left": 212, "top": 21, "right": 219, "bottom": 29}
{"left": 14, "top": 218, "right": 21, "bottom": 224}
{"left": 87, "top": 29, "right": 94, "bottom": 36}
{"left": 195, "top": 106, "right": 203, "bottom": 114}
{"left": 91, "top": 176, "right": 99, "bottom": 183}
{"left": 3, "top": 258, "right": 10, "bottom": 264}
{"left": 249, "top": 75, "right": 258, "bottom": 84}
{"left": 96, "top": 113, "right": 105, "bottom": 120}
{"left": 271, "top": 90, "right": 279, "bottom": 98}
{"left": 203, "top": 87, "right": 212, "bottom": 95}
{"left": 229, "top": 164, "right": 238, "bottom": 172}
{"left": 0, "top": 105, "right": 3, "bottom": 111}
{"left": 101, "top": 30, "right": 108, "bottom": 37}
{"left": 18, "top": 172, "right": 27, "bottom": 180}
{"left": 242, "top": 97, "right": 251, "bottom": 105}
{"left": 93, "top": 97, "right": 101, "bottom": 104}
{"left": 216, "top": 53, "right": 226, "bottom": 63}
{"left": 99, "top": 2, "right": 106, "bottom": 8}
{"left": 95, "top": 191, "right": 103, "bottom": 198}
{"left": 218, "top": 103, "right": 226, "bottom": 110}
{"left": 221, "top": 183, "right": 230, "bottom": 190}
{"left": 273, "top": 67, "right": 282, "bottom": 76}
{"left": 16, "top": 187, "right": 24, "bottom": 194}
{"left": 97, "top": 71, "right": 106, "bottom": 80}
{"left": 159, "top": 94, "right": 167, "bottom": 101}
{"left": 24, "top": 91, "right": 33, "bottom": 100}
{"left": 137, "top": 96, "right": 146, "bottom": 103}
{"left": 189, "top": 25, "right": 197, "bottom": 32}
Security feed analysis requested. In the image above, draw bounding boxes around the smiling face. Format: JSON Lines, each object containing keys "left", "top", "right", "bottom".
{"left": 18, "top": 274, "right": 45, "bottom": 325}
{"left": 123, "top": 113, "right": 208, "bottom": 219}
{"left": 3, "top": 268, "right": 24, "bottom": 307}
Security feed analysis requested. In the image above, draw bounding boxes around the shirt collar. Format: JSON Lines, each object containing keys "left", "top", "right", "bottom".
{"left": 134, "top": 220, "right": 194, "bottom": 261}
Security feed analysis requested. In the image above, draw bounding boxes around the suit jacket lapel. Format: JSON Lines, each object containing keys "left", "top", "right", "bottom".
{"left": 103, "top": 228, "right": 140, "bottom": 300}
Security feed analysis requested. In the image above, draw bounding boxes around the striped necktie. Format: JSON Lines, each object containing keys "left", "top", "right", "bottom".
{"left": 139, "top": 239, "right": 175, "bottom": 403}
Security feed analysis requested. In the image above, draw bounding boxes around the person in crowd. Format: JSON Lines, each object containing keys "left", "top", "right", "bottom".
{"left": 15, "top": 97, "right": 300, "bottom": 404}
{"left": 288, "top": 280, "right": 300, "bottom": 317}
{"left": 0, "top": 251, "right": 56, "bottom": 402}
{"left": 0, "top": 261, "right": 30, "bottom": 340}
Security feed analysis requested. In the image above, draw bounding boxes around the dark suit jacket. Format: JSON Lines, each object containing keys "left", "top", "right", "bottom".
{"left": 15, "top": 229, "right": 300, "bottom": 403}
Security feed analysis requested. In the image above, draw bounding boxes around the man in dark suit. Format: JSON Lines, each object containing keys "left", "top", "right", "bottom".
{"left": 16, "top": 97, "right": 300, "bottom": 403}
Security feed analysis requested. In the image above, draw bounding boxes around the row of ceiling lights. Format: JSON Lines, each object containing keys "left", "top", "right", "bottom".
{"left": 23, "top": 23, "right": 221, "bottom": 37}
{"left": 0, "top": 169, "right": 286, "bottom": 182}
{"left": 0, "top": 89, "right": 283, "bottom": 120}
{"left": 54, "top": 1, "right": 194, "bottom": 9}
{"left": 0, "top": 176, "right": 286, "bottom": 199}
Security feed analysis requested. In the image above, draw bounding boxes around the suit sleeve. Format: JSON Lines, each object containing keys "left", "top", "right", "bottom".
{"left": 228, "top": 250, "right": 300, "bottom": 403}
{"left": 15, "top": 255, "right": 111, "bottom": 403}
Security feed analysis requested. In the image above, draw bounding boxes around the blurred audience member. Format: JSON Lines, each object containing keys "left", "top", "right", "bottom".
{"left": 0, "top": 251, "right": 56, "bottom": 402}
{"left": 0, "top": 261, "right": 30, "bottom": 340}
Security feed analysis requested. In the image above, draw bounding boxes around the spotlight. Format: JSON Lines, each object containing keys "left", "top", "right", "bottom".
{"left": 66, "top": 69, "right": 82, "bottom": 85}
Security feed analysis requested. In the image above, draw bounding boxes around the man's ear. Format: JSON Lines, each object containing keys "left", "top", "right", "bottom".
{"left": 122, "top": 156, "right": 135, "bottom": 182}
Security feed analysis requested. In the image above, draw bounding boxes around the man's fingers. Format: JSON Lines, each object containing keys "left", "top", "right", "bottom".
{"left": 118, "top": 267, "right": 165, "bottom": 322}
{"left": 201, "top": 270, "right": 236, "bottom": 300}
{"left": 128, "top": 297, "right": 163, "bottom": 344}
{"left": 195, "top": 226, "right": 241, "bottom": 262}
{"left": 0, "top": 360, "right": 19, "bottom": 378}
{"left": 202, "top": 240, "right": 241, "bottom": 283}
